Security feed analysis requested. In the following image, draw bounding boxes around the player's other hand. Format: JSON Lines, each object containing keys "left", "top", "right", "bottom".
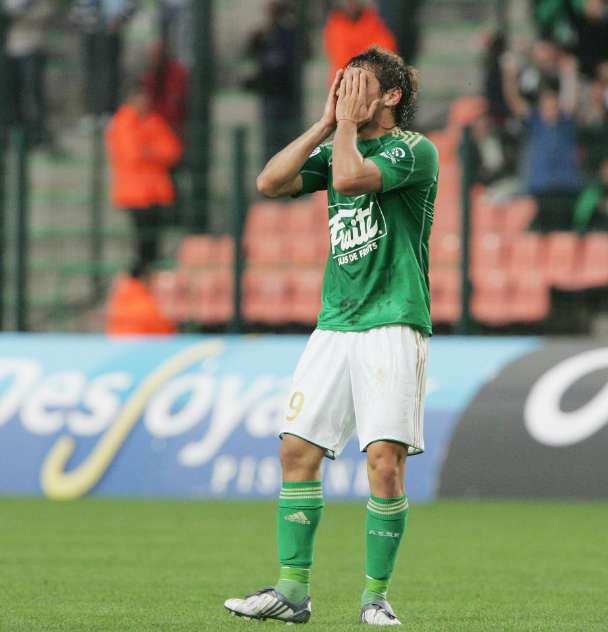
{"left": 335, "top": 68, "right": 380, "bottom": 129}
{"left": 320, "top": 69, "right": 344, "bottom": 130}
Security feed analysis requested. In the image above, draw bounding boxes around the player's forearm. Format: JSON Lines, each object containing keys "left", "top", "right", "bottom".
{"left": 332, "top": 120, "right": 365, "bottom": 193}
{"left": 256, "top": 121, "right": 333, "bottom": 197}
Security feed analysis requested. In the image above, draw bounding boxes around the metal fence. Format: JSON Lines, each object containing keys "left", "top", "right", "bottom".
{"left": 3, "top": 0, "right": 605, "bottom": 336}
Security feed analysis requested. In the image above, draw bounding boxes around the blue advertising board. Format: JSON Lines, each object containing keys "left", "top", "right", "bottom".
{"left": 0, "top": 334, "right": 539, "bottom": 501}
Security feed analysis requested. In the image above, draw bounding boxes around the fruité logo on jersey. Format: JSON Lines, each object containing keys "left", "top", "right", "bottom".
{"left": 329, "top": 196, "right": 387, "bottom": 266}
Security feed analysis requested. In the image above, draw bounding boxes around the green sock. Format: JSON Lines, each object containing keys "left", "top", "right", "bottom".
{"left": 275, "top": 481, "right": 324, "bottom": 603}
{"left": 362, "top": 495, "right": 409, "bottom": 606}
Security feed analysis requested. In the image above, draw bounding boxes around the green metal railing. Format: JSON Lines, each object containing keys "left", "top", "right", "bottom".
{"left": 13, "top": 127, "right": 29, "bottom": 331}
{"left": 231, "top": 127, "right": 248, "bottom": 333}
{"left": 89, "top": 118, "right": 105, "bottom": 302}
{"left": 0, "top": 9, "right": 8, "bottom": 329}
{"left": 189, "top": 0, "right": 214, "bottom": 233}
{"left": 458, "top": 126, "right": 473, "bottom": 335}
{"left": 0, "top": 0, "right": 531, "bottom": 334}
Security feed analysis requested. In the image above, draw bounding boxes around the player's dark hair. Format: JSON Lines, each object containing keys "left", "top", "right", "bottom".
{"left": 347, "top": 46, "right": 418, "bottom": 130}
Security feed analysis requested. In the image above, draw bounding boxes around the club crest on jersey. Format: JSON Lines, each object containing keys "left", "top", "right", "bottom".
{"left": 379, "top": 146, "right": 407, "bottom": 164}
{"left": 329, "top": 197, "right": 387, "bottom": 266}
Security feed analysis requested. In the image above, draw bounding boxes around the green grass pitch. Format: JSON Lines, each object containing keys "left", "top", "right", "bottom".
{"left": 1, "top": 499, "right": 607, "bottom": 631}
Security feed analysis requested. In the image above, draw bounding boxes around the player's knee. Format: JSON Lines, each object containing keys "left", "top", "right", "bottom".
{"left": 367, "top": 452, "right": 401, "bottom": 488}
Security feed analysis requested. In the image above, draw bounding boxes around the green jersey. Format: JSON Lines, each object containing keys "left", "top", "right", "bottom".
{"left": 296, "top": 129, "right": 439, "bottom": 335}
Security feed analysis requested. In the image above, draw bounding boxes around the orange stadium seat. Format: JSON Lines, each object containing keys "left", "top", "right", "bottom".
{"left": 448, "top": 96, "right": 488, "bottom": 128}
{"left": 285, "top": 201, "right": 319, "bottom": 234}
{"left": 434, "top": 202, "right": 460, "bottom": 232}
{"left": 581, "top": 234, "right": 608, "bottom": 287}
{"left": 471, "top": 269, "right": 510, "bottom": 325}
{"left": 437, "top": 163, "right": 460, "bottom": 196}
{"left": 431, "top": 232, "right": 460, "bottom": 266}
{"left": 427, "top": 130, "right": 458, "bottom": 160}
{"left": 214, "top": 235, "right": 235, "bottom": 264}
{"left": 472, "top": 197, "right": 500, "bottom": 235}
{"left": 543, "top": 232, "right": 582, "bottom": 289}
{"left": 287, "top": 234, "right": 326, "bottom": 265}
{"left": 318, "top": 236, "right": 330, "bottom": 261}
{"left": 434, "top": 162, "right": 461, "bottom": 232}
{"left": 430, "top": 267, "right": 461, "bottom": 323}
{"left": 242, "top": 268, "right": 291, "bottom": 324}
{"left": 178, "top": 235, "right": 218, "bottom": 267}
{"left": 289, "top": 267, "right": 324, "bottom": 324}
{"left": 470, "top": 232, "right": 505, "bottom": 281}
{"left": 500, "top": 197, "right": 537, "bottom": 236}
{"left": 311, "top": 190, "right": 328, "bottom": 215}
{"left": 178, "top": 234, "right": 235, "bottom": 268}
{"left": 510, "top": 272, "right": 550, "bottom": 322}
{"left": 245, "top": 235, "right": 287, "bottom": 264}
{"left": 507, "top": 233, "right": 544, "bottom": 280}
{"left": 190, "top": 269, "right": 234, "bottom": 324}
{"left": 244, "top": 202, "right": 284, "bottom": 244}
{"left": 150, "top": 269, "right": 189, "bottom": 321}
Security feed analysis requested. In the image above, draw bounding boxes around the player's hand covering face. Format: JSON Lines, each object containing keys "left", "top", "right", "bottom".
{"left": 336, "top": 67, "right": 381, "bottom": 129}
{"left": 320, "top": 69, "right": 344, "bottom": 129}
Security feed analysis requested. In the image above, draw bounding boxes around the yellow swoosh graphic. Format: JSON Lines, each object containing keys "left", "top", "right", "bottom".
{"left": 40, "top": 339, "right": 225, "bottom": 501}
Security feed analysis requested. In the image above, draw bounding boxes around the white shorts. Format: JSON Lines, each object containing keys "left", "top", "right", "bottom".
{"left": 280, "top": 325, "right": 428, "bottom": 458}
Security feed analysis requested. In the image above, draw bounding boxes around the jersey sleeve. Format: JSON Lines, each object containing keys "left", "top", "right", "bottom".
{"left": 368, "top": 137, "right": 439, "bottom": 193}
{"left": 293, "top": 144, "right": 330, "bottom": 197}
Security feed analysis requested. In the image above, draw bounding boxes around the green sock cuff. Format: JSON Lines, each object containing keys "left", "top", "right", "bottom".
{"left": 369, "top": 494, "right": 407, "bottom": 505}
{"left": 279, "top": 566, "right": 311, "bottom": 585}
{"left": 367, "top": 495, "right": 408, "bottom": 519}
{"left": 279, "top": 481, "right": 324, "bottom": 508}
{"left": 365, "top": 576, "right": 389, "bottom": 596}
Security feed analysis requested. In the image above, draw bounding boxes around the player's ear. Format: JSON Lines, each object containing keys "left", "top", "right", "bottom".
{"left": 383, "top": 88, "right": 402, "bottom": 108}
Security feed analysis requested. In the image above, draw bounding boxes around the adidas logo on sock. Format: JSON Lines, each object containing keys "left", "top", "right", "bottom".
{"left": 285, "top": 511, "right": 311, "bottom": 525}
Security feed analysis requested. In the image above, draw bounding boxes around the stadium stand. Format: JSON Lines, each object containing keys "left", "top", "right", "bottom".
{"left": 151, "top": 91, "right": 608, "bottom": 334}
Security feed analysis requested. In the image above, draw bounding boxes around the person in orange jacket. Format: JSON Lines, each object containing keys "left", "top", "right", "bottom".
{"left": 106, "top": 85, "right": 183, "bottom": 269}
{"left": 141, "top": 41, "right": 189, "bottom": 138}
{"left": 324, "top": 0, "right": 397, "bottom": 81}
{"left": 106, "top": 263, "right": 176, "bottom": 335}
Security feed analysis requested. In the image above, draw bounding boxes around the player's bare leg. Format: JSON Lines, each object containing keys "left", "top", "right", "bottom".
{"left": 280, "top": 434, "right": 325, "bottom": 482}
{"left": 224, "top": 435, "right": 325, "bottom": 623}
{"left": 360, "top": 441, "right": 408, "bottom": 625}
{"left": 367, "top": 441, "right": 407, "bottom": 497}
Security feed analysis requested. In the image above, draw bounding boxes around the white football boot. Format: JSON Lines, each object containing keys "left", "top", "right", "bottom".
{"left": 359, "top": 600, "right": 402, "bottom": 625}
{"left": 224, "top": 587, "right": 311, "bottom": 624}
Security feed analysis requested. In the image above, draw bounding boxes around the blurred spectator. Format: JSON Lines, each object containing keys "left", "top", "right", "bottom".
{"left": 3, "top": 0, "right": 55, "bottom": 146}
{"left": 377, "top": 0, "right": 422, "bottom": 64}
{"left": 579, "top": 76, "right": 608, "bottom": 125}
{"left": 481, "top": 29, "right": 510, "bottom": 123}
{"left": 243, "top": 0, "right": 301, "bottom": 161}
{"left": 141, "top": 41, "right": 188, "bottom": 138}
{"left": 324, "top": 0, "right": 396, "bottom": 81}
{"left": 578, "top": 76, "right": 608, "bottom": 173}
{"left": 573, "top": 158, "right": 608, "bottom": 232}
{"left": 532, "top": 0, "right": 578, "bottom": 46}
{"left": 566, "top": 0, "right": 608, "bottom": 79}
{"left": 470, "top": 111, "right": 519, "bottom": 200}
{"left": 106, "top": 86, "right": 182, "bottom": 269}
{"left": 70, "top": 0, "right": 139, "bottom": 115}
{"left": 106, "top": 263, "right": 176, "bottom": 335}
{"left": 503, "top": 53, "right": 581, "bottom": 231}
{"left": 518, "top": 39, "right": 561, "bottom": 105}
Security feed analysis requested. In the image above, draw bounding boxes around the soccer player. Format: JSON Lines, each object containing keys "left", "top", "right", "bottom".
{"left": 225, "top": 46, "right": 438, "bottom": 626}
